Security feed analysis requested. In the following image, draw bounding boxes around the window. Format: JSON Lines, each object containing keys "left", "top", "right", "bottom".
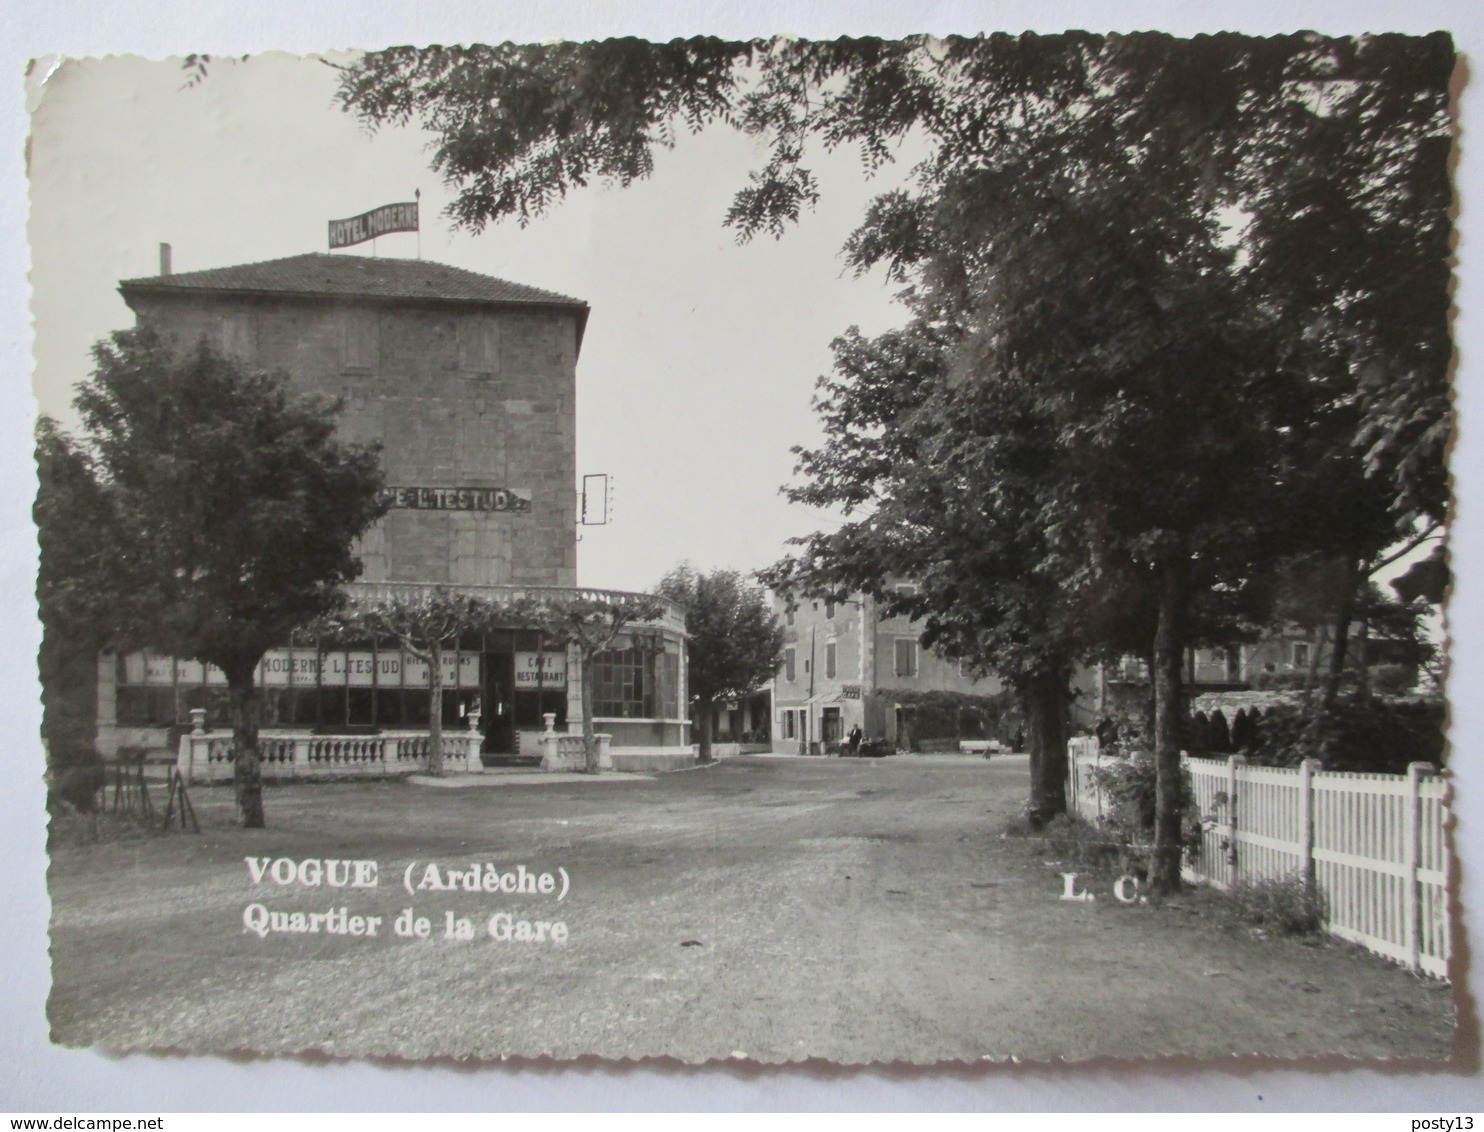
{"left": 894, "top": 638, "right": 918, "bottom": 677}
{"left": 1292, "top": 642, "right": 1310, "bottom": 668}
{"left": 825, "top": 599, "right": 835, "bottom": 619}
{"left": 214, "top": 314, "right": 254, "bottom": 361}
{"left": 592, "top": 648, "right": 655, "bottom": 718}
{"left": 786, "top": 607, "right": 795, "bottom": 627}
{"left": 458, "top": 316, "right": 500, "bottom": 372}
{"left": 784, "top": 648, "right": 796, "bottom": 683}
{"left": 340, "top": 310, "right": 379, "bottom": 371}
{"left": 825, "top": 642, "right": 837, "bottom": 679}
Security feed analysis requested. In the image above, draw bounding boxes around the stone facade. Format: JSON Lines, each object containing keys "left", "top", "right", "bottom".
{"left": 771, "top": 589, "right": 1005, "bottom": 754}
{"left": 122, "top": 277, "right": 580, "bottom": 588}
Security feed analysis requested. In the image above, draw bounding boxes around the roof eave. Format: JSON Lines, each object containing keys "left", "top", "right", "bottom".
{"left": 119, "top": 280, "right": 589, "bottom": 322}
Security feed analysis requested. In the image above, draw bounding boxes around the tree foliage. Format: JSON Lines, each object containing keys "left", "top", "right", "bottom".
{"left": 758, "top": 321, "right": 1085, "bottom": 822}
{"left": 657, "top": 564, "right": 784, "bottom": 761}
{"left": 63, "top": 327, "right": 389, "bottom": 825}
{"left": 322, "top": 587, "right": 668, "bottom": 774}
{"left": 336, "top": 32, "right": 1453, "bottom": 886}
{"left": 318, "top": 589, "right": 526, "bottom": 776}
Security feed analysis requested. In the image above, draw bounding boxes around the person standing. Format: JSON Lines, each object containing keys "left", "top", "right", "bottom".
{"left": 847, "top": 723, "right": 863, "bottom": 756}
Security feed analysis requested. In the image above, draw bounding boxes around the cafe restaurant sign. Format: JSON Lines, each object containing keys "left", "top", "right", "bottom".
{"left": 383, "top": 486, "right": 532, "bottom": 514}
{"left": 327, "top": 201, "right": 419, "bottom": 249}
{"left": 514, "top": 651, "right": 567, "bottom": 690}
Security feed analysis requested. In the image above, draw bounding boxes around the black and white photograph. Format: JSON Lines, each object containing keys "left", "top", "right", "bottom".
{"left": 8, "top": 0, "right": 1484, "bottom": 1110}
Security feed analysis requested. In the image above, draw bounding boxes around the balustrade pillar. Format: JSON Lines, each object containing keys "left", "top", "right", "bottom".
{"left": 178, "top": 733, "right": 195, "bottom": 786}
{"left": 293, "top": 735, "right": 311, "bottom": 778}
{"left": 596, "top": 733, "right": 613, "bottom": 771}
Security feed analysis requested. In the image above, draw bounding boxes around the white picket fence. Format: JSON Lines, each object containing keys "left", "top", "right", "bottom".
{"left": 1066, "top": 738, "right": 1450, "bottom": 978}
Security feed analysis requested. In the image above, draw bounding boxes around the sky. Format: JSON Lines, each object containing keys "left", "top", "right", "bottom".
{"left": 7, "top": 0, "right": 1484, "bottom": 1114}
{"left": 27, "top": 50, "right": 926, "bottom": 594}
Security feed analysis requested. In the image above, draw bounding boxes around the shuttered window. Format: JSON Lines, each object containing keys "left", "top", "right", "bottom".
{"left": 894, "top": 638, "right": 918, "bottom": 677}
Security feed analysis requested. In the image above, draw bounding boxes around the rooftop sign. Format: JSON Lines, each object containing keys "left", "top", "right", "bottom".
{"left": 328, "top": 201, "right": 419, "bottom": 249}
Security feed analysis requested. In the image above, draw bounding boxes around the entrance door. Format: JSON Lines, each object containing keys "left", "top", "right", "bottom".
{"left": 482, "top": 649, "right": 515, "bottom": 755}
{"left": 822, "top": 706, "right": 843, "bottom": 747}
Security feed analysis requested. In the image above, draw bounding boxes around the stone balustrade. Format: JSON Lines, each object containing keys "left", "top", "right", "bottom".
{"left": 537, "top": 712, "right": 611, "bottom": 772}
{"left": 176, "top": 708, "right": 485, "bottom": 784}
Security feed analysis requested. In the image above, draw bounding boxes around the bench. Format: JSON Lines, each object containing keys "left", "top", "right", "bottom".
{"left": 959, "top": 739, "right": 1003, "bottom": 757}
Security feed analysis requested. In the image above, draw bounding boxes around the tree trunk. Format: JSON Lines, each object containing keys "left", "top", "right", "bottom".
{"left": 697, "top": 693, "right": 715, "bottom": 763}
{"left": 1021, "top": 665, "right": 1069, "bottom": 829}
{"left": 1354, "top": 613, "right": 1372, "bottom": 703}
{"left": 1319, "top": 553, "right": 1362, "bottom": 713}
{"left": 428, "top": 642, "right": 444, "bottom": 776}
{"left": 581, "top": 648, "right": 600, "bottom": 774}
{"left": 227, "top": 669, "right": 265, "bottom": 829}
{"left": 1150, "top": 560, "right": 1188, "bottom": 894}
{"left": 1143, "top": 646, "right": 1158, "bottom": 740}
{"left": 1301, "top": 622, "right": 1328, "bottom": 705}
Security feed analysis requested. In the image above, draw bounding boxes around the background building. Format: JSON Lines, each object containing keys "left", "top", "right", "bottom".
{"left": 96, "top": 251, "right": 689, "bottom": 763}
{"left": 771, "top": 587, "right": 1008, "bottom": 754}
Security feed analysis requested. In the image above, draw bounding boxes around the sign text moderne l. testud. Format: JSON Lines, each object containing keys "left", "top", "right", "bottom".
{"left": 383, "top": 486, "right": 532, "bottom": 514}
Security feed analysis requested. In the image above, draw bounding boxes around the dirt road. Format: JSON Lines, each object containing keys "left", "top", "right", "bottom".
{"left": 47, "top": 754, "right": 1455, "bottom": 1063}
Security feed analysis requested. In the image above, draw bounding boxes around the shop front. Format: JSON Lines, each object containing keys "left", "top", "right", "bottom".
{"left": 102, "top": 612, "right": 688, "bottom": 769}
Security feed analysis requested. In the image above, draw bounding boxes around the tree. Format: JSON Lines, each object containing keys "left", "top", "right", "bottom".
{"left": 35, "top": 417, "right": 120, "bottom": 805}
{"left": 336, "top": 33, "right": 1452, "bottom": 888}
{"left": 657, "top": 565, "right": 785, "bottom": 762}
{"left": 759, "top": 321, "right": 1088, "bottom": 824}
{"left": 794, "top": 36, "right": 1449, "bottom": 887}
{"left": 67, "top": 327, "right": 388, "bottom": 826}
{"left": 319, "top": 589, "right": 516, "bottom": 776}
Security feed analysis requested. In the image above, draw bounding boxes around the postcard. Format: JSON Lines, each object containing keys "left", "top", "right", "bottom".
{"left": 16, "top": 17, "right": 1481, "bottom": 1104}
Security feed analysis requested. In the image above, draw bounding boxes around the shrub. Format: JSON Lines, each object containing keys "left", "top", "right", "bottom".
{"left": 46, "top": 743, "right": 106, "bottom": 814}
{"left": 1248, "top": 698, "right": 1445, "bottom": 773}
{"left": 1226, "top": 875, "right": 1326, "bottom": 935}
{"left": 1250, "top": 670, "right": 1310, "bottom": 691}
{"left": 1088, "top": 751, "right": 1203, "bottom": 853}
{"left": 1369, "top": 663, "right": 1418, "bottom": 697}
{"left": 1207, "top": 709, "right": 1231, "bottom": 753}
{"left": 1036, "top": 813, "right": 1127, "bottom": 873}
{"left": 915, "top": 737, "right": 961, "bottom": 753}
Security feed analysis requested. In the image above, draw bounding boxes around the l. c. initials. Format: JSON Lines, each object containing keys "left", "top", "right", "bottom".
{"left": 1060, "top": 872, "right": 1147, "bottom": 904}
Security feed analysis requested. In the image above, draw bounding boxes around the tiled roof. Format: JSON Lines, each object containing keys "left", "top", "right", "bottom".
{"left": 120, "top": 253, "right": 587, "bottom": 310}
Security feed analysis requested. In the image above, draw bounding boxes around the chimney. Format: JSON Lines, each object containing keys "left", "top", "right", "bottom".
{"left": 159, "top": 243, "right": 172, "bottom": 276}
